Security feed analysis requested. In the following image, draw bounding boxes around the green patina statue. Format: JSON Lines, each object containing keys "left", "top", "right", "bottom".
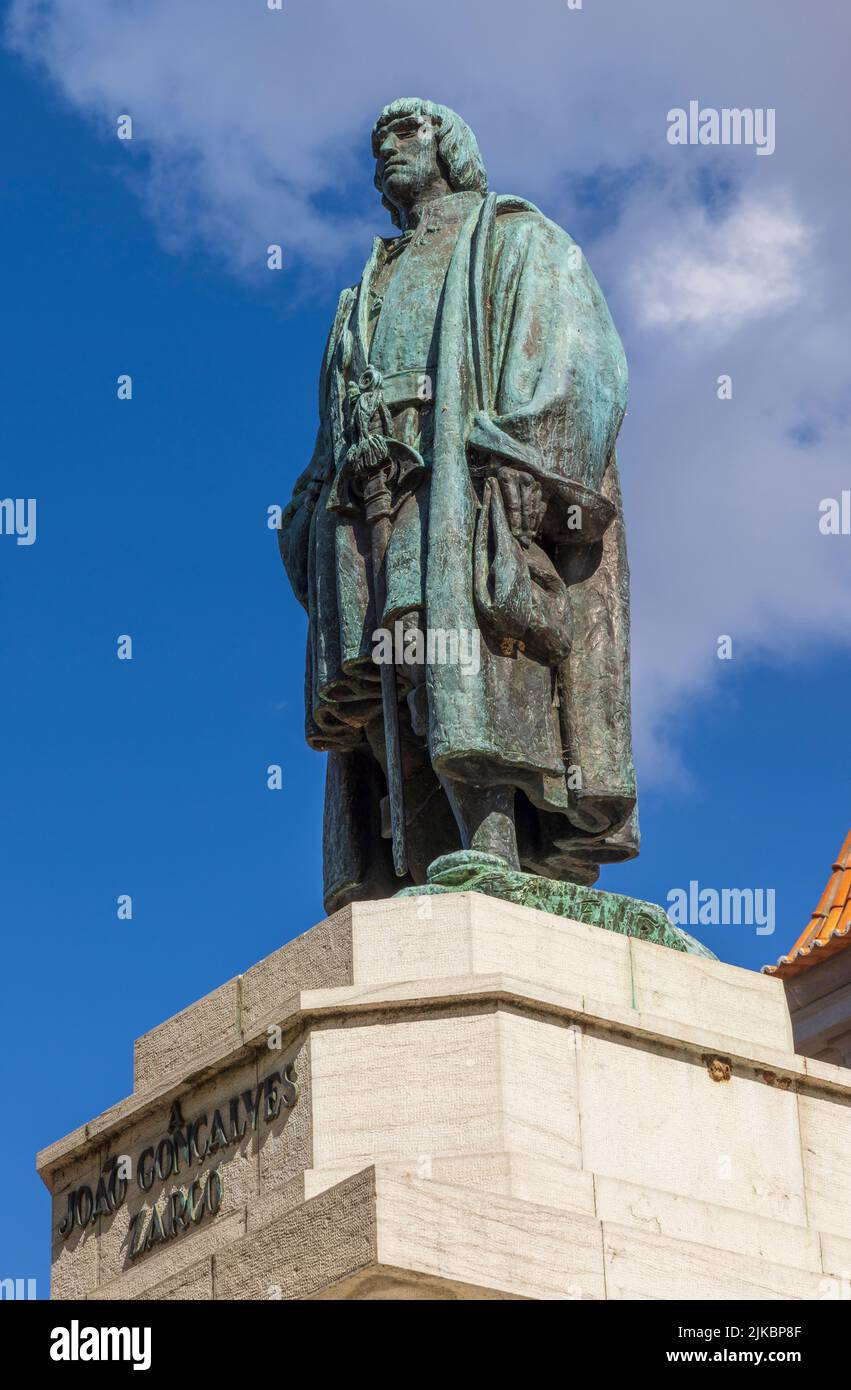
{"left": 280, "top": 98, "right": 710, "bottom": 957}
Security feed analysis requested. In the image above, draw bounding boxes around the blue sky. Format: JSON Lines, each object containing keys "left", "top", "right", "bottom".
{"left": 2, "top": 0, "right": 850, "bottom": 1295}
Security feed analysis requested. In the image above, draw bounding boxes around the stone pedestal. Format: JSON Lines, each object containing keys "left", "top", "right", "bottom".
{"left": 38, "top": 894, "right": 851, "bottom": 1300}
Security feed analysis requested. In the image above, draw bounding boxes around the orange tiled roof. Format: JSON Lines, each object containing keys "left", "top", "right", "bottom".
{"left": 765, "top": 829, "right": 851, "bottom": 978}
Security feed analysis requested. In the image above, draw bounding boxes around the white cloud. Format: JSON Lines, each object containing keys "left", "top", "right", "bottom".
{"left": 630, "top": 196, "right": 809, "bottom": 335}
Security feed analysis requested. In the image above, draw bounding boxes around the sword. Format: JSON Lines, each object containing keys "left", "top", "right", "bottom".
{"left": 362, "top": 462, "right": 408, "bottom": 878}
{"left": 335, "top": 366, "right": 429, "bottom": 879}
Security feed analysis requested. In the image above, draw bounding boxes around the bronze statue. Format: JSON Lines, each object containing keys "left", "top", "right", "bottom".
{"left": 280, "top": 98, "right": 640, "bottom": 920}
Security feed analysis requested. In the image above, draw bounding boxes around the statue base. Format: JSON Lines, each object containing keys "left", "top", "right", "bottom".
{"left": 398, "top": 850, "right": 715, "bottom": 958}
{"left": 38, "top": 892, "right": 848, "bottom": 1300}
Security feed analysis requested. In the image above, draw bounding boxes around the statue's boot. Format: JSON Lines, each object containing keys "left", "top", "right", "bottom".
{"left": 439, "top": 778, "right": 519, "bottom": 869}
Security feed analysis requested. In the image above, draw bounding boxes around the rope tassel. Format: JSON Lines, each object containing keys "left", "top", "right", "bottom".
{"left": 346, "top": 367, "right": 393, "bottom": 474}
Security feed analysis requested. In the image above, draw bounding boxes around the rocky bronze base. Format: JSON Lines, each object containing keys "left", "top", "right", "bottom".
{"left": 397, "top": 850, "right": 715, "bottom": 958}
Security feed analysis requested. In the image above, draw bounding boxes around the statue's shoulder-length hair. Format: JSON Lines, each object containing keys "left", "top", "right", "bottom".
{"left": 372, "top": 98, "right": 488, "bottom": 227}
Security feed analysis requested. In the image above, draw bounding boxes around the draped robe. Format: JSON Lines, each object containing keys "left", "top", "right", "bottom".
{"left": 280, "top": 191, "right": 638, "bottom": 911}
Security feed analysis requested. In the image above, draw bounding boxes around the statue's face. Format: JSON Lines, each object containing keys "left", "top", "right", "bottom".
{"left": 375, "top": 114, "right": 448, "bottom": 216}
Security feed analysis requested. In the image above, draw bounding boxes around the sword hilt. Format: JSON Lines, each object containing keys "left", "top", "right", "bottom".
{"left": 362, "top": 462, "right": 396, "bottom": 526}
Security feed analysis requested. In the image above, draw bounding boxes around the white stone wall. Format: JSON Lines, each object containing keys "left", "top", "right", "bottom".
{"left": 37, "top": 895, "right": 851, "bottom": 1300}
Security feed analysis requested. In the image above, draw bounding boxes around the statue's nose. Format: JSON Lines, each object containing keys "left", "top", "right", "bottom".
{"left": 378, "top": 134, "right": 397, "bottom": 161}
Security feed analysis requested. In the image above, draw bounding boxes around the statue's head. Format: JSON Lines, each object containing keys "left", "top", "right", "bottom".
{"left": 372, "top": 98, "right": 488, "bottom": 228}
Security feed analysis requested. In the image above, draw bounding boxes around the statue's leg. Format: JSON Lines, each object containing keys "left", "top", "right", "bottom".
{"left": 394, "top": 611, "right": 521, "bottom": 870}
{"left": 364, "top": 701, "right": 457, "bottom": 886}
{"left": 438, "top": 778, "right": 520, "bottom": 869}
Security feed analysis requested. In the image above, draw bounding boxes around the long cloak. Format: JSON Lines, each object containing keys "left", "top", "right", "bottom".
{"left": 280, "top": 193, "right": 638, "bottom": 911}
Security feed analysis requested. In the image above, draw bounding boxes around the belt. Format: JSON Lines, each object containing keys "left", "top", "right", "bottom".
{"left": 374, "top": 366, "right": 436, "bottom": 409}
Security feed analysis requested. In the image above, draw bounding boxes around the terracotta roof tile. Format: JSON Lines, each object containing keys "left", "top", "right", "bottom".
{"left": 764, "top": 829, "right": 851, "bottom": 978}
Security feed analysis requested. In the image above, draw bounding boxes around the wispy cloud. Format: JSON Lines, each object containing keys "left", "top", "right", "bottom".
{"left": 630, "top": 194, "right": 809, "bottom": 335}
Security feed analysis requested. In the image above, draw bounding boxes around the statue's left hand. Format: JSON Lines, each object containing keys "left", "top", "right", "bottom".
{"left": 492, "top": 464, "right": 545, "bottom": 548}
